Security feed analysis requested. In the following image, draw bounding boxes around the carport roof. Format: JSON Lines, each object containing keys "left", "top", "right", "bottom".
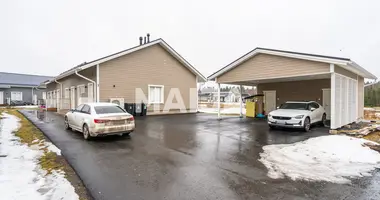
{"left": 208, "top": 47, "right": 377, "bottom": 80}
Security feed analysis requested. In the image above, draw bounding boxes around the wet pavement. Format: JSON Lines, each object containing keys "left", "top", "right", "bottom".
{"left": 20, "top": 110, "right": 380, "bottom": 200}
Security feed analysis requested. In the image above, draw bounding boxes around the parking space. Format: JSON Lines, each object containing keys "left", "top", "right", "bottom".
{"left": 20, "top": 110, "right": 380, "bottom": 200}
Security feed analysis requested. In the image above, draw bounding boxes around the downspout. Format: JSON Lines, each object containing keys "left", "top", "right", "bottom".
{"left": 32, "top": 86, "right": 41, "bottom": 105}
{"left": 75, "top": 69, "right": 97, "bottom": 102}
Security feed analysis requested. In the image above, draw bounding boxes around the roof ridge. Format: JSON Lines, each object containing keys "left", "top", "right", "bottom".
{"left": 256, "top": 47, "right": 351, "bottom": 61}
{"left": 0, "top": 71, "right": 54, "bottom": 77}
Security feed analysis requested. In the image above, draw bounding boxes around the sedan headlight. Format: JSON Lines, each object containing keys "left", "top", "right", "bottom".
{"left": 294, "top": 115, "right": 304, "bottom": 119}
{"left": 268, "top": 114, "right": 272, "bottom": 118}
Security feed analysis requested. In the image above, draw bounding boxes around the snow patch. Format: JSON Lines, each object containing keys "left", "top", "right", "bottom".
{"left": 259, "top": 135, "right": 380, "bottom": 184}
{"left": 0, "top": 113, "right": 78, "bottom": 199}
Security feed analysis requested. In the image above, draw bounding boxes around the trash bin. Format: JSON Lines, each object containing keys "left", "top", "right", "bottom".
{"left": 135, "top": 103, "right": 142, "bottom": 115}
{"left": 141, "top": 103, "right": 147, "bottom": 116}
{"left": 124, "top": 103, "right": 136, "bottom": 116}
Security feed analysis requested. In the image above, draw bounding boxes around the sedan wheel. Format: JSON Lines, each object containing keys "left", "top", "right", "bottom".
{"left": 303, "top": 117, "right": 311, "bottom": 132}
{"left": 83, "top": 124, "right": 91, "bottom": 140}
{"left": 64, "top": 117, "right": 70, "bottom": 130}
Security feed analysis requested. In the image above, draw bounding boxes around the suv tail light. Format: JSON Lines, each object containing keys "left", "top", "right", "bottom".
{"left": 94, "top": 119, "right": 109, "bottom": 123}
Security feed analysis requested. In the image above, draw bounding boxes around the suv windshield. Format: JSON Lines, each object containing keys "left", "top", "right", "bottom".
{"left": 94, "top": 106, "right": 126, "bottom": 114}
{"left": 280, "top": 103, "right": 308, "bottom": 110}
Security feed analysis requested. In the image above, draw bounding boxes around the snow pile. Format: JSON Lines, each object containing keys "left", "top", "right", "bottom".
{"left": 259, "top": 135, "right": 380, "bottom": 184}
{"left": 0, "top": 113, "right": 78, "bottom": 199}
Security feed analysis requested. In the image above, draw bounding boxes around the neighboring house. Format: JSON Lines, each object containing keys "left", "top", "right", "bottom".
{"left": 45, "top": 35, "right": 206, "bottom": 114}
{"left": 0, "top": 72, "right": 53, "bottom": 105}
{"left": 198, "top": 86, "right": 253, "bottom": 103}
{"left": 208, "top": 47, "right": 377, "bottom": 129}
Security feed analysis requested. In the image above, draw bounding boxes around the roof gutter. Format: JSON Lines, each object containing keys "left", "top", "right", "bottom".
{"left": 75, "top": 69, "right": 97, "bottom": 102}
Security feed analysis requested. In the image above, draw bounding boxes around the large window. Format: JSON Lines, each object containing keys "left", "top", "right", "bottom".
{"left": 11, "top": 91, "right": 23, "bottom": 100}
{"left": 148, "top": 85, "right": 164, "bottom": 104}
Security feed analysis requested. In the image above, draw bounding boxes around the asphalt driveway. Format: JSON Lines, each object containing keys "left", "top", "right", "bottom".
{"left": 20, "top": 110, "right": 380, "bottom": 200}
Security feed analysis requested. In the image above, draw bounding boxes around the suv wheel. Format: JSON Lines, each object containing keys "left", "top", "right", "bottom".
{"left": 303, "top": 117, "right": 311, "bottom": 132}
{"left": 320, "top": 113, "right": 326, "bottom": 127}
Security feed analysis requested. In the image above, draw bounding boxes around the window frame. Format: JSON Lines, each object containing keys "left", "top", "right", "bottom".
{"left": 311, "top": 102, "right": 320, "bottom": 109}
{"left": 11, "top": 91, "right": 23, "bottom": 101}
{"left": 81, "top": 104, "right": 91, "bottom": 114}
{"left": 148, "top": 84, "right": 164, "bottom": 104}
{"left": 75, "top": 104, "right": 84, "bottom": 112}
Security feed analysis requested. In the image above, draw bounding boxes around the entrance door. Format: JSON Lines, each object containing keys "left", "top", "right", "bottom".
{"left": 263, "top": 90, "right": 276, "bottom": 114}
{"left": 56, "top": 89, "right": 60, "bottom": 110}
{"left": 70, "top": 87, "right": 76, "bottom": 109}
{"left": 322, "top": 89, "right": 331, "bottom": 120}
{"left": 0, "top": 91, "right": 3, "bottom": 104}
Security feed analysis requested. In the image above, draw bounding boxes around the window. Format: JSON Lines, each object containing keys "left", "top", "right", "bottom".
{"left": 148, "top": 85, "right": 164, "bottom": 103}
{"left": 279, "top": 103, "right": 308, "bottom": 110}
{"left": 11, "top": 92, "right": 23, "bottom": 101}
{"left": 94, "top": 106, "right": 126, "bottom": 114}
{"left": 42, "top": 92, "right": 46, "bottom": 100}
{"left": 81, "top": 105, "right": 91, "bottom": 114}
{"left": 78, "top": 85, "right": 85, "bottom": 94}
{"left": 76, "top": 104, "right": 84, "bottom": 111}
{"left": 64, "top": 88, "right": 69, "bottom": 99}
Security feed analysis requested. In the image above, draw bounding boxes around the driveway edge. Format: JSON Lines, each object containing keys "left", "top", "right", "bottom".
{"left": 18, "top": 110, "right": 95, "bottom": 200}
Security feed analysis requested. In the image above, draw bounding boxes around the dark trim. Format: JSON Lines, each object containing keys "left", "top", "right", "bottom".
{"left": 207, "top": 47, "right": 351, "bottom": 79}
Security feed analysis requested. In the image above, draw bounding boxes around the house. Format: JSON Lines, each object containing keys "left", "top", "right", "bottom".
{"left": 208, "top": 47, "right": 377, "bottom": 129}
{"left": 45, "top": 35, "right": 206, "bottom": 114}
{"left": 0, "top": 72, "right": 53, "bottom": 105}
{"left": 198, "top": 86, "right": 254, "bottom": 103}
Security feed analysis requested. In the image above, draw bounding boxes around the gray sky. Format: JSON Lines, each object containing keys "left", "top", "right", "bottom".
{"left": 1, "top": 0, "right": 379, "bottom": 79}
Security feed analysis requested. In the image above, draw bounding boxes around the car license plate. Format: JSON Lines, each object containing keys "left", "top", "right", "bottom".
{"left": 277, "top": 120, "right": 286, "bottom": 124}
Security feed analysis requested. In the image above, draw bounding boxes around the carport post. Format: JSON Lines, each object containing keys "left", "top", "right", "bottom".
{"left": 240, "top": 85, "right": 243, "bottom": 118}
{"left": 217, "top": 83, "right": 221, "bottom": 119}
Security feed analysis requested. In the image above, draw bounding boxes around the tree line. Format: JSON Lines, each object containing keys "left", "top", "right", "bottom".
{"left": 364, "top": 82, "right": 380, "bottom": 107}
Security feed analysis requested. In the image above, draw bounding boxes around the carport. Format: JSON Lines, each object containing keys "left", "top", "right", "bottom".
{"left": 208, "top": 48, "right": 377, "bottom": 129}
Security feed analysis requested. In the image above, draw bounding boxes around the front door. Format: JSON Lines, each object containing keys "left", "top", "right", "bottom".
{"left": 0, "top": 91, "right": 3, "bottom": 104}
{"left": 70, "top": 87, "right": 76, "bottom": 109}
{"left": 322, "top": 89, "right": 331, "bottom": 120}
{"left": 263, "top": 90, "right": 276, "bottom": 114}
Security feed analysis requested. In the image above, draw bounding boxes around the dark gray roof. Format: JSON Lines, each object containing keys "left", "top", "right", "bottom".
{"left": 0, "top": 72, "right": 53, "bottom": 86}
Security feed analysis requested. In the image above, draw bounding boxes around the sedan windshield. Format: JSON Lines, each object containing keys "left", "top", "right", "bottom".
{"left": 280, "top": 103, "right": 308, "bottom": 110}
{"left": 94, "top": 106, "right": 126, "bottom": 114}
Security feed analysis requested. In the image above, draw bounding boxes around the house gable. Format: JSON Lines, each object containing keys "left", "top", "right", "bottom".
{"left": 217, "top": 53, "right": 330, "bottom": 83}
{"left": 99, "top": 43, "right": 197, "bottom": 110}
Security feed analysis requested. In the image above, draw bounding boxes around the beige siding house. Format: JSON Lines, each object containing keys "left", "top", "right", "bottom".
{"left": 46, "top": 38, "right": 206, "bottom": 115}
{"left": 208, "top": 47, "right": 377, "bottom": 129}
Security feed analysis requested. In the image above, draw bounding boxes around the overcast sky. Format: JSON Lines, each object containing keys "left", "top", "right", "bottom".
{"left": 1, "top": 0, "right": 379, "bottom": 79}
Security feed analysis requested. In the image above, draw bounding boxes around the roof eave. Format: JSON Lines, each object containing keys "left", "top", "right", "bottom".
{"left": 348, "top": 62, "right": 377, "bottom": 80}
{"left": 208, "top": 48, "right": 376, "bottom": 81}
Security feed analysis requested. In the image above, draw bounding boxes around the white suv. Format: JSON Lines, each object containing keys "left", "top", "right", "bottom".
{"left": 267, "top": 101, "right": 326, "bottom": 131}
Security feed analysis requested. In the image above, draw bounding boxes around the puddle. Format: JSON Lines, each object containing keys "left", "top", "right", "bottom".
{"left": 25, "top": 110, "right": 55, "bottom": 123}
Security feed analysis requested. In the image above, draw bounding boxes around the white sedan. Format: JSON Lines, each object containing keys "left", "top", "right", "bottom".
{"left": 267, "top": 101, "right": 326, "bottom": 131}
{"left": 64, "top": 103, "right": 135, "bottom": 140}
